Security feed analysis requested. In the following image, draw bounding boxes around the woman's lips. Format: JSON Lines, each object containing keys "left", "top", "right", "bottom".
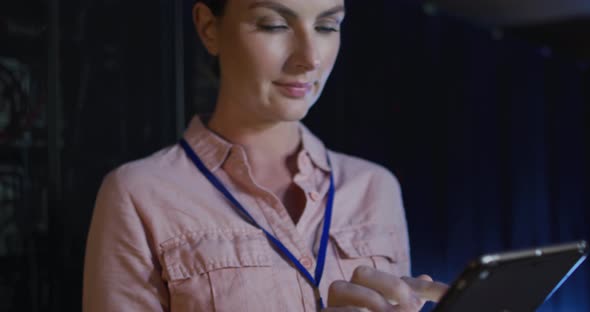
{"left": 273, "top": 81, "right": 313, "bottom": 99}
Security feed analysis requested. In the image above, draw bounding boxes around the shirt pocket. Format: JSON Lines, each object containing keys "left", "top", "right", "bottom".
{"left": 161, "top": 229, "right": 296, "bottom": 312}
{"left": 330, "top": 225, "right": 408, "bottom": 280}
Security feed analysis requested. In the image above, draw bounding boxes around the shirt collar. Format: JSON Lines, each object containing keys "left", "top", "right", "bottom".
{"left": 299, "top": 123, "right": 331, "bottom": 172}
{"left": 182, "top": 115, "right": 232, "bottom": 172}
{"left": 182, "top": 115, "right": 331, "bottom": 172}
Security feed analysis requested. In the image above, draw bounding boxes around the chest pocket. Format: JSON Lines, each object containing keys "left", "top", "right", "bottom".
{"left": 160, "top": 229, "right": 302, "bottom": 312}
{"left": 330, "top": 224, "right": 409, "bottom": 280}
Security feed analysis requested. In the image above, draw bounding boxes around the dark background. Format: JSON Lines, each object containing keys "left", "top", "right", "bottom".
{"left": 0, "top": 0, "right": 588, "bottom": 311}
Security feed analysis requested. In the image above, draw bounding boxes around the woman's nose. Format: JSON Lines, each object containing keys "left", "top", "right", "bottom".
{"left": 289, "top": 32, "right": 321, "bottom": 72}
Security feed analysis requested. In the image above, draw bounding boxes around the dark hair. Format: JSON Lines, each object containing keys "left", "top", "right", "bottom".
{"left": 200, "top": 0, "right": 227, "bottom": 17}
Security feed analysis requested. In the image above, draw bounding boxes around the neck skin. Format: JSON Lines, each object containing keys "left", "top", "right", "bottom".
{"left": 206, "top": 101, "right": 302, "bottom": 180}
{"left": 206, "top": 92, "right": 308, "bottom": 224}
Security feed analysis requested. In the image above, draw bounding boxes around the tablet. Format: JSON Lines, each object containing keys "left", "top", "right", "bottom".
{"left": 432, "top": 240, "right": 588, "bottom": 312}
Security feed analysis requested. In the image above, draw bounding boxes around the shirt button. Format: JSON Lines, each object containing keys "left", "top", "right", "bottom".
{"left": 300, "top": 256, "right": 313, "bottom": 270}
{"left": 309, "top": 191, "right": 321, "bottom": 202}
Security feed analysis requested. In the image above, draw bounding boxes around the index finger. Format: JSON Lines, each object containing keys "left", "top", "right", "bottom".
{"left": 351, "top": 266, "right": 448, "bottom": 303}
{"left": 350, "top": 266, "right": 423, "bottom": 310}
{"left": 401, "top": 276, "right": 449, "bottom": 302}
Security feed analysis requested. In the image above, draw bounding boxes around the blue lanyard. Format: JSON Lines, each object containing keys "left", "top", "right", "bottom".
{"left": 179, "top": 139, "right": 334, "bottom": 310}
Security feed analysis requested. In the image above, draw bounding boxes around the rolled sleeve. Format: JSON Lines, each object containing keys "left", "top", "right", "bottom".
{"left": 371, "top": 168, "right": 412, "bottom": 277}
{"left": 83, "top": 170, "right": 169, "bottom": 312}
{"left": 387, "top": 172, "right": 411, "bottom": 277}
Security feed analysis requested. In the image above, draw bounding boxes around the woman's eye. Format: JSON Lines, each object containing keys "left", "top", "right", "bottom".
{"left": 316, "top": 26, "right": 339, "bottom": 33}
{"left": 258, "top": 24, "right": 289, "bottom": 32}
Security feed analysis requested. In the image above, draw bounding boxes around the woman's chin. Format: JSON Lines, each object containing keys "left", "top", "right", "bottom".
{"left": 275, "top": 108, "right": 310, "bottom": 122}
{"left": 265, "top": 98, "right": 312, "bottom": 122}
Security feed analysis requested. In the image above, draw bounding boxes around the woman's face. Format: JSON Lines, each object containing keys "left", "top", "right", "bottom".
{"left": 209, "top": 0, "right": 345, "bottom": 124}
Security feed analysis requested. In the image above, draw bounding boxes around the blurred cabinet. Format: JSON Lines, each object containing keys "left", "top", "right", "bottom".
{"left": 1, "top": 0, "right": 188, "bottom": 311}
{"left": 0, "top": 1, "right": 52, "bottom": 311}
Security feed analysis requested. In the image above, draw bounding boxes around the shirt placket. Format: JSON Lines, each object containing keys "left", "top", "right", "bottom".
{"left": 290, "top": 152, "right": 332, "bottom": 311}
{"left": 234, "top": 147, "right": 338, "bottom": 311}
{"left": 294, "top": 180, "right": 333, "bottom": 311}
{"left": 254, "top": 190, "right": 322, "bottom": 311}
{"left": 224, "top": 147, "right": 320, "bottom": 310}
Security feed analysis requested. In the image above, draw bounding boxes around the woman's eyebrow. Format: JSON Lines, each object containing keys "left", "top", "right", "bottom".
{"left": 248, "top": 1, "right": 297, "bottom": 18}
{"left": 317, "top": 5, "right": 346, "bottom": 19}
{"left": 248, "top": 1, "right": 346, "bottom": 19}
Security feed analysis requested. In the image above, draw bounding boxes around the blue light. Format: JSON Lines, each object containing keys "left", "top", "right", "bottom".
{"left": 543, "top": 255, "right": 588, "bottom": 304}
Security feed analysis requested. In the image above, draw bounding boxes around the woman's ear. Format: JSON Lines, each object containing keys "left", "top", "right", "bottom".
{"left": 193, "top": 3, "right": 220, "bottom": 56}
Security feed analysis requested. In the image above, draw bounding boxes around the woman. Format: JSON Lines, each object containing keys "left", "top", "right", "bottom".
{"left": 83, "top": 0, "right": 447, "bottom": 311}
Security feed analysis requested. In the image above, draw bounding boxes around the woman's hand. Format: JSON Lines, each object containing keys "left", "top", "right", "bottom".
{"left": 324, "top": 266, "right": 448, "bottom": 312}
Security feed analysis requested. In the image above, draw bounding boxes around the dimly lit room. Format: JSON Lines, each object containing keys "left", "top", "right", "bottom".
{"left": 1, "top": 0, "right": 589, "bottom": 311}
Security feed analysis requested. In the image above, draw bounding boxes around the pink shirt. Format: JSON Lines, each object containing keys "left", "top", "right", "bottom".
{"left": 83, "top": 116, "right": 410, "bottom": 312}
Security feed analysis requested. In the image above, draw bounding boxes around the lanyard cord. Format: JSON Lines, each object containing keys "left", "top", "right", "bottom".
{"left": 179, "top": 139, "right": 334, "bottom": 309}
